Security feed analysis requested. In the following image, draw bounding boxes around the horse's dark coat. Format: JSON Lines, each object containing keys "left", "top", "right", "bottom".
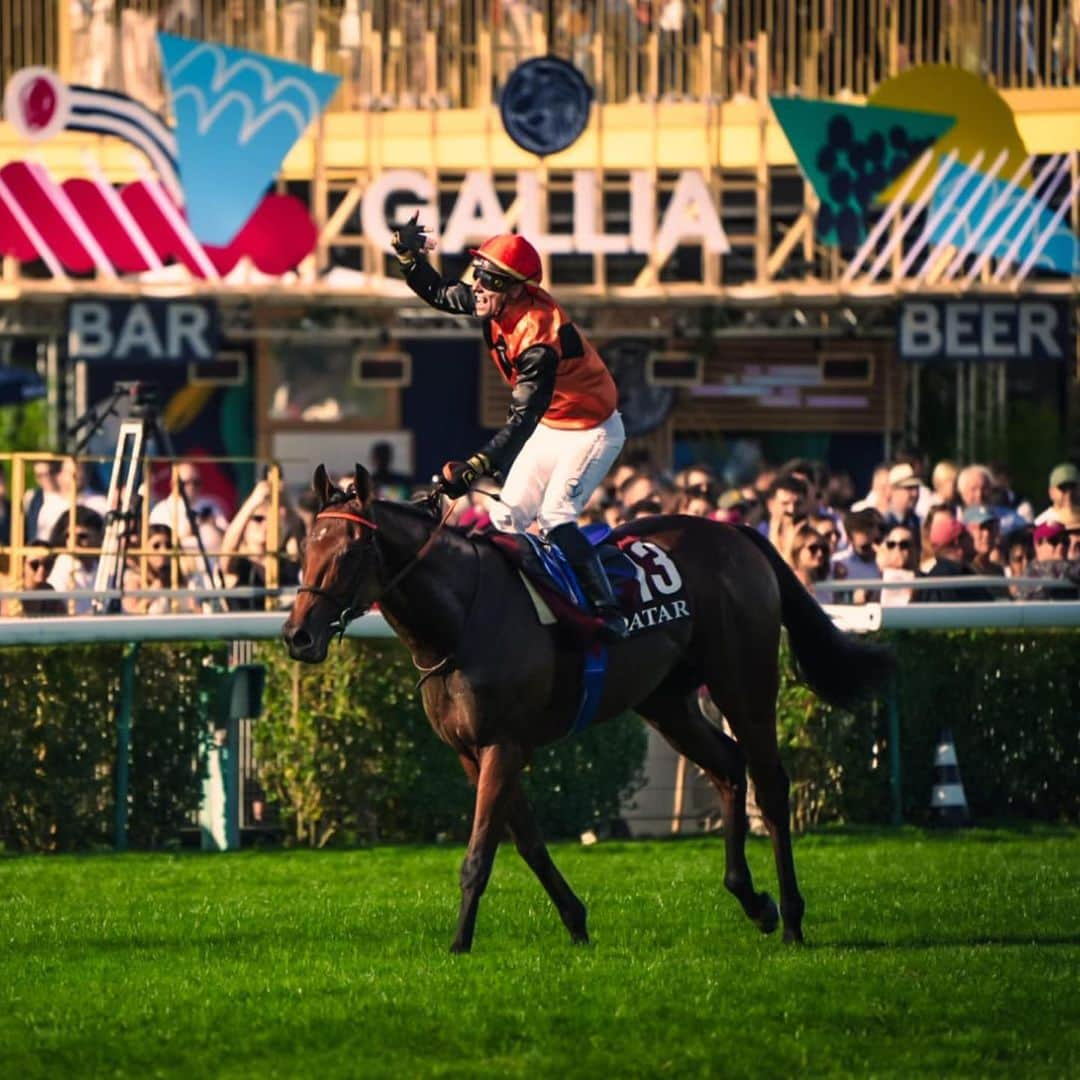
{"left": 283, "top": 465, "right": 893, "bottom": 952}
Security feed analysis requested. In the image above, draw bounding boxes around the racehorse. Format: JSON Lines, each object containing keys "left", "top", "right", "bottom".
{"left": 283, "top": 465, "right": 894, "bottom": 952}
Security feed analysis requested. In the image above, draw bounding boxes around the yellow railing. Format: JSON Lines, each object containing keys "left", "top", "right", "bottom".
{"left": 2, "top": 1, "right": 1076, "bottom": 114}
{"left": 0, "top": 452, "right": 289, "bottom": 615}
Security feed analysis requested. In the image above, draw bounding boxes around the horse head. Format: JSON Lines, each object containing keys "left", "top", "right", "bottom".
{"left": 282, "top": 463, "right": 382, "bottom": 663}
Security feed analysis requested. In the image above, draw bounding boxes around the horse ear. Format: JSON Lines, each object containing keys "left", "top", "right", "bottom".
{"left": 354, "top": 463, "right": 373, "bottom": 504}
{"left": 312, "top": 464, "right": 335, "bottom": 506}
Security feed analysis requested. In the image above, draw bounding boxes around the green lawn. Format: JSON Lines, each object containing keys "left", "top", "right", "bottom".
{"left": 1, "top": 829, "right": 1077, "bottom": 1078}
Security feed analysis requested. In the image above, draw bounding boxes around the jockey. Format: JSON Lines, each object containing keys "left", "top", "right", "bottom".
{"left": 391, "top": 214, "right": 628, "bottom": 640}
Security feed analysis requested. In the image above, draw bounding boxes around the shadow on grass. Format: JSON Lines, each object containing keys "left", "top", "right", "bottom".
{"left": 819, "top": 932, "right": 1080, "bottom": 951}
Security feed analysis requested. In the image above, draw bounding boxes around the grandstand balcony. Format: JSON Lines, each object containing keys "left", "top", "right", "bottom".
{"left": 0, "top": 1, "right": 1077, "bottom": 303}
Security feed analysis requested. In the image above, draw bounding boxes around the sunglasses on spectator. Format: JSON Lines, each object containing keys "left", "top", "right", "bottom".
{"left": 27, "top": 558, "right": 51, "bottom": 571}
{"left": 74, "top": 532, "right": 93, "bottom": 544}
{"left": 472, "top": 264, "right": 514, "bottom": 293}
{"left": 803, "top": 543, "right": 826, "bottom": 556}
{"left": 1040, "top": 535, "right": 1068, "bottom": 547}
{"left": 885, "top": 539, "right": 912, "bottom": 550}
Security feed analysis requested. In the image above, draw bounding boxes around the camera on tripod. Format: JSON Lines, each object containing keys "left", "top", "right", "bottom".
{"left": 113, "top": 380, "right": 159, "bottom": 417}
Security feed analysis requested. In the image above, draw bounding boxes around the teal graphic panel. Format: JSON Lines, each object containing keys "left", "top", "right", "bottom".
{"left": 927, "top": 160, "right": 1078, "bottom": 275}
{"left": 771, "top": 98, "right": 955, "bottom": 249}
{"left": 158, "top": 34, "right": 340, "bottom": 246}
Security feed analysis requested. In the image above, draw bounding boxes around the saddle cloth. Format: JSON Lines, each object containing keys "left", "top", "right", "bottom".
{"left": 486, "top": 525, "right": 637, "bottom": 645}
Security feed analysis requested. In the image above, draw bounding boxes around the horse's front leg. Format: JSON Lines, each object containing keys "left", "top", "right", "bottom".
{"left": 451, "top": 741, "right": 524, "bottom": 954}
{"left": 506, "top": 782, "right": 589, "bottom": 944}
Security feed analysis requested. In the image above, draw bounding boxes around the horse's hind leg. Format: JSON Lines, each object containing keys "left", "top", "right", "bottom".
{"left": 714, "top": 688, "right": 805, "bottom": 945}
{"left": 506, "top": 783, "right": 589, "bottom": 944}
{"left": 636, "top": 688, "right": 776, "bottom": 932}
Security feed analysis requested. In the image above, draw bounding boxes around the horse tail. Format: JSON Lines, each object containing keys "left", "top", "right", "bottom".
{"left": 735, "top": 524, "right": 895, "bottom": 710}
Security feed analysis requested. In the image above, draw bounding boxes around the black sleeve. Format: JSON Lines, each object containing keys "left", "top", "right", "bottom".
{"left": 478, "top": 344, "right": 557, "bottom": 474}
{"left": 403, "top": 259, "right": 476, "bottom": 315}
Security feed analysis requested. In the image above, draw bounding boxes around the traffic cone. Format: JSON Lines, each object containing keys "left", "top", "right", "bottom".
{"left": 929, "top": 727, "right": 970, "bottom": 826}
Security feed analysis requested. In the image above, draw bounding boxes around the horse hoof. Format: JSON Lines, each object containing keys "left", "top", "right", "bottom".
{"left": 754, "top": 894, "right": 780, "bottom": 935}
{"left": 449, "top": 941, "right": 472, "bottom": 954}
{"left": 570, "top": 931, "right": 590, "bottom": 946}
{"left": 783, "top": 927, "right": 805, "bottom": 945}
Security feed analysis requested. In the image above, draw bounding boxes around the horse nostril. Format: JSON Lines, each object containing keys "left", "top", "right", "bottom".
{"left": 289, "top": 627, "right": 313, "bottom": 652}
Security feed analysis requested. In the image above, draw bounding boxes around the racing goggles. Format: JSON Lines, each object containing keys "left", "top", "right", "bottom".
{"left": 471, "top": 262, "right": 515, "bottom": 293}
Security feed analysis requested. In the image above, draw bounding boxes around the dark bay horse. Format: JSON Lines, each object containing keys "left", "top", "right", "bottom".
{"left": 283, "top": 465, "right": 893, "bottom": 952}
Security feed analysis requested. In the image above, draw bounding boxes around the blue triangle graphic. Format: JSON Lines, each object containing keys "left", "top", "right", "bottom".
{"left": 158, "top": 34, "right": 340, "bottom": 246}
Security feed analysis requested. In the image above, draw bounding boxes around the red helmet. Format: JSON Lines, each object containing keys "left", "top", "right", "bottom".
{"left": 469, "top": 234, "right": 542, "bottom": 285}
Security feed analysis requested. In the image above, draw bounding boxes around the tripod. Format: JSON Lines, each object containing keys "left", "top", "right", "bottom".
{"left": 91, "top": 382, "right": 223, "bottom": 614}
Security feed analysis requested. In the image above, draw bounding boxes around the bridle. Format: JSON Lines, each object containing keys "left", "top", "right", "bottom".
{"left": 296, "top": 496, "right": 455, "bottom": 641}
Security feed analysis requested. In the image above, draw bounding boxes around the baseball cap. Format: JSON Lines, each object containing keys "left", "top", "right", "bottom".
{"left": 930, "top": 516, "right": 965, "bottom": 547}
{"left": 1048, "top": 463, "right": 1079, "bottom": 489}
{"left": 1033, "top": 520, "right": 1067, "bottom": 544}
{"left": 961, "top": 505, "right": 997, "bottom": 527}
{"left": 888, "top": 463, "right": 920, "bottom": 489}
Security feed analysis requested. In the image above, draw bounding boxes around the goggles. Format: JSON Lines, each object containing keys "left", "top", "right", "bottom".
{"left": 471, "top": 262, "right": 515, "bottom": 293}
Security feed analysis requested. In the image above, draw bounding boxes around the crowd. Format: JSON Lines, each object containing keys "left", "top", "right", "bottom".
{"left": 443, "top": 448, "right": 1080, "bottom": 606}
{"left": 2, "top": 444, "right": 1079, "bottom": 617}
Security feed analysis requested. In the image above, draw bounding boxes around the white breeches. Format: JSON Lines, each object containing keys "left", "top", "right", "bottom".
{"left": 490, "top": 410, "right": 626, "bottom": 535}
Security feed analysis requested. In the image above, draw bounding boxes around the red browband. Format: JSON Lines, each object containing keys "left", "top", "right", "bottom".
{"left": 316, "top": 510, "right": 379, "bottom": 530}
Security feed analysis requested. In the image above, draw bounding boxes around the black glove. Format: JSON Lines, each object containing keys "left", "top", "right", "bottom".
{"left": 391, "top": 211, "right": 429, "bottom": 266}
{"left": 439, "top": 453, "right": 489, "bottom": 498}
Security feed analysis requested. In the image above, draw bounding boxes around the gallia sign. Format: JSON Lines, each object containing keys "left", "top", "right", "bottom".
{"left": 364, "top": 169, "right": 731, "bottom": 261}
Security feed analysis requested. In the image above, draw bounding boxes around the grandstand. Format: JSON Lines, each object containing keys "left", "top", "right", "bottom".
{"left": 0, "top": 0, "right": 1076, "bottom": 486}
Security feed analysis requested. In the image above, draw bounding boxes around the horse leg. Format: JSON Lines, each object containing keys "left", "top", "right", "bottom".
{"left": 636, "top": 688, "right": 776, "bottom": 932}
{"left": 719, "top": 700, "right": 805, "bottom": 945}
{"left": 506, "top": 782, "right": 589, "bottom": 944}
{"left": 450, "top": 741, "right": 523, "bottom": 954}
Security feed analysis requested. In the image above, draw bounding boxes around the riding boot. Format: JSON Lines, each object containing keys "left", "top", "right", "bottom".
{"left": 547, "top": 523, "right": 629, "bottom": 642}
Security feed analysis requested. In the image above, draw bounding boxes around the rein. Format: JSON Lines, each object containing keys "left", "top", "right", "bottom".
{"left": 297, "top": 499, "right": 456, "bottom": 640}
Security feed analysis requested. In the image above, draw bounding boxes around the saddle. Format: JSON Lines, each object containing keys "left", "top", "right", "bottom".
{"left": 486, "top": 525, "right": 638, "bottom": 645}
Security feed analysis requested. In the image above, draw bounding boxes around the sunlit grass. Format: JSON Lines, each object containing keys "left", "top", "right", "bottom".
{"left": 1, "top": 829, "right": 1077, "bottom": 1078}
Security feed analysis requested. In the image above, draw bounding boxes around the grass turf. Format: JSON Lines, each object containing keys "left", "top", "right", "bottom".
{"left": 1, "top": 828, "right": 1077, "bottom": 1079}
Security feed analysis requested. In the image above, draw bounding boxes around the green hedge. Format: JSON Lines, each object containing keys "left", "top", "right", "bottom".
{"left": 0, "top": 644, "right": 222, "bottom": 851}
{"left": 1, "top": 630, "right": 1076, "bottom": 851}
{"left": 251, "top": 640, "right": 647, "bottom": 847}
{"left": 777, "top": 629, "right": 1080, "bottom": 827}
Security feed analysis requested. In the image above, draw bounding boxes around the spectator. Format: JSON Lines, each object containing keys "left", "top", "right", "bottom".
{"left": 1034, "top": 461, "right": 1079, "bottom": 528}
{"left": 876, "top": 523, "right": 919, "bottom": 606}
{"left": 150, "top": 461, "right": 230, "bottom": 538}
{"left": 851, "top": 463, "right": 891, "bottom": 516}
{"left": 1004, "top": 530, "right": 1036, "bottom": 600}
{"left": 624, "top": 496, "right": 663, "bottom": 522}
{"left": 930, "top": 459, "right": 960, "bottom": 510}
{"left": 0, "top": 541, "right": 65, "bottom": 617}
{"left": 23, "top": 459, "right": 65, "bottom": 542}
{"left": 892, "top": 446, "right": 935, "bottom": 520}
{"left": 920, "top": 503, "right": 956, "bottom": 572}
{"left": 962, "top": 505, "right": 1005, "bottom": 577}
{"left": 884, "top": 463, "right": 922, "bottom": 532}
{"left": 122, "top": 524, "right": 204, "bottom": 614}
{"left": 617, "top": 471, "right": 659, "bottom": 510}
{"left": 1027, "top": 520, "right": 1080, "bottom": 600}
{"left": 787, "top": 523, "right": 830, "bottom": 593}
{"left": 832, "top": 508, "right": 884, "bottom": 604}
{"left": 46, "top": 505, "right": 105, "bottom": 614}
{"left": 809, "top": 512, "right": 841, "bottom": 562}
{"left": 916, "top": 516, "right": 997, "bottom": 603}
{"left": 370, "top": 441, "right": 413, "bottom": 499}
{"left": 220, "top": 480, "right": 300, "bottom": 611}
{"left": 957, "top": 462, "right": 1026, "bottom": 533}
{"left": 1067, "top": 526, "right": 1080, "bottom": 562}
{"left": 765, "top": 472, "right": 809, "bottom": 553}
